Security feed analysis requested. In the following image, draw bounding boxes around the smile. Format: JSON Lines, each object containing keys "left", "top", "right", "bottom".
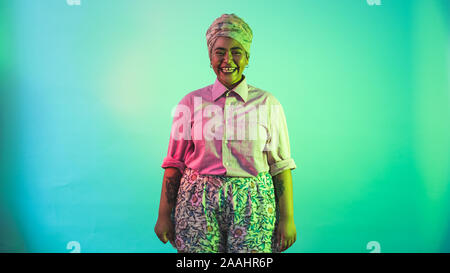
{"left": 220, "top": 67, "right": 237, "bottom": 73}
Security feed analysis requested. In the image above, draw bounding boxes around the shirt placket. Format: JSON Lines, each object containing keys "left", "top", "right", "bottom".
{"left": 222, "top": 91, "right": 232, "bottom": 171}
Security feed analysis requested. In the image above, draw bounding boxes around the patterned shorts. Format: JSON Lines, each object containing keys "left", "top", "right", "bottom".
{"left": 172, "top": 167, "right": 279, "bottom": 253}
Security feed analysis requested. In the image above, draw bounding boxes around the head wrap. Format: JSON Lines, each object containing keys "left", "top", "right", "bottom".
{"left": 206, "top": 14, "right": 253, "bottom": 59}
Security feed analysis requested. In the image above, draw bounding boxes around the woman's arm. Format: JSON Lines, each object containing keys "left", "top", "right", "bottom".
{"left": 273, "top": 169, "right": 297, "bottom": 252}
{"left": 154, "top": 167, "right": 182, "bottom": 247}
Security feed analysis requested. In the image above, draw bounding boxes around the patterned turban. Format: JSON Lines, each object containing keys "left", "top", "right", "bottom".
{"left": 206, "top": 14, "right": 253, "bottom": 59}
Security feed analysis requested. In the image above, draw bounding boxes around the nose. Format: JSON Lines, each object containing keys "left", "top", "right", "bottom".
{"left": 223, "top": 52, "right": 233, "bottom": 64}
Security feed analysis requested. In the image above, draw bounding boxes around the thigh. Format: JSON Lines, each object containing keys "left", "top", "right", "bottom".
{"left": 174, "top": 168, "right": 223, "bottom": 253}
{"left": 225, "top": 173, "right": 277, "bottom": 253}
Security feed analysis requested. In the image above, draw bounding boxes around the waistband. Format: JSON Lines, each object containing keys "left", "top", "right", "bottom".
{"left": 183, "top": 167, "right": 271, "bottom": 182}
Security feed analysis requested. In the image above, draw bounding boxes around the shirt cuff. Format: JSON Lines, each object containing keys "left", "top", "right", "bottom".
{"left": 161, "top": 157, "right": 186, "bottom": 175}
{"left": 269, "top": 158, "right": 297, "bottom": 177}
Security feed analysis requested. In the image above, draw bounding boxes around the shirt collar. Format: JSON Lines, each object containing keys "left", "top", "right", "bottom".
{"left": 211, "top": 75, "right": 249, "bottom": 102}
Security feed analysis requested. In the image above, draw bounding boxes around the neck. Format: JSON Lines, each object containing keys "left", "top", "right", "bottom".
{"left": 220, "top": 75, "right": 245, "bottom": 90}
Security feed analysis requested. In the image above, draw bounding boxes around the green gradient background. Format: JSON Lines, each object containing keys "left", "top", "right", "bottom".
{"left": 1, "top": 0, "right": 449, "bottom": 252}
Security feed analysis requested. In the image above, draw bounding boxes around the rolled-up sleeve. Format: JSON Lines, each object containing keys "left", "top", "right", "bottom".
{"left": 161, "top": 96, "right": 193, "bottom": 174}
{"left": 266, "top": 97, "right": 296, "bottom": 177}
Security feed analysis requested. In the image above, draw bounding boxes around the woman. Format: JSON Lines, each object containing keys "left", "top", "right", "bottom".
{"left": 154, "top": 14, "right": 297, "bottom": 253}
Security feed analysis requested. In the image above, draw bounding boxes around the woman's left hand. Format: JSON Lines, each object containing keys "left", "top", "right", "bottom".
{"left": 276, "top": 217, "right": 297, "bottom": 252}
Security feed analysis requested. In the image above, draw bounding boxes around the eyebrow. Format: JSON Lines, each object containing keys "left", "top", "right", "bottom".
{"left": 214, "top": 47, "right": 243, "bottom": 51}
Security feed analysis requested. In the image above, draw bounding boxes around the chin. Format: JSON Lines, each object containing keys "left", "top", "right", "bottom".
{"left": 221, "top": 78, "right": 237, "bottom": 86}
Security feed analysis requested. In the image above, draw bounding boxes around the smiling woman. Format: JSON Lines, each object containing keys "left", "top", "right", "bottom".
{"left": 155, "top": 13, "right": 297, "bottom": 253}
{"left": 206, "top": 14, "right": 252, "bottom": 90}
{"left": 210, "top": 37, "right": 249, "bottom": 90}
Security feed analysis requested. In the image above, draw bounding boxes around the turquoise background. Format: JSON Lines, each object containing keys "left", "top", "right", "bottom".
{"left": 1, "top": 0, "right": 449, "bottom": 252}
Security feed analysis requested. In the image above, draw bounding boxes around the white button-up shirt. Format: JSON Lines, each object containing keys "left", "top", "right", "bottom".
{"left": 162, "top": 76, "right": 296, "bottom": 177}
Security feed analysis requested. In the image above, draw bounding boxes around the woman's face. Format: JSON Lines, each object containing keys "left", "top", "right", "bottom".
{"left": 210, "top": 36, "right": 249, "bottom": 89}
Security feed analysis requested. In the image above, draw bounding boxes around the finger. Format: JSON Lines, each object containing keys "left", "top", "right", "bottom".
{"left": 169, "top": 238, "right": 176, "bottom": 248}
{"left": 157, "top": 234, "right": 166, "bottom": 244}
{"left": 284, "top": 239, "right": 289, "bottom": 252}
{"left": 161, "top": 232, "right": 168, "bottom": 244}
{"left": 285, "top": 239, "right": 291, "bottom": 252}
{"left": 280, "top": 234, "right": 286, "bottom": 252}
{"left": 168, "top": 232, "right": 176, "bottom": 248}
{"left": 287, "top": 240, "right": 292, "bottom": 251}
{"left": 167, "top": 230, "right": 173, "bottom": 242}
{"left": 277, "top": 232, "right": 282, "bottom": 252}
{"left": 155, "top": 232, "right": 162, "bottom": 243}
{"left": 276, "top": 231, "right": 282, "bottom": 252}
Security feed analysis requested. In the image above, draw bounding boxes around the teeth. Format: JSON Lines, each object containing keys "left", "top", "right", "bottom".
{"left": 221, "top": 68, "right": 236, "bottom": 72}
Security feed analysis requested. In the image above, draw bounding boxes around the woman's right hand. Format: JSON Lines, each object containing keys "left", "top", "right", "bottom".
{"left": 154, "top": 215, "right": 176, "bottom": 248}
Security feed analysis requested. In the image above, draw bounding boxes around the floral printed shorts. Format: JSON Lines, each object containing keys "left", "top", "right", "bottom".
{"left": 172, "top": 167, "right": 279, "bottom": 253}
